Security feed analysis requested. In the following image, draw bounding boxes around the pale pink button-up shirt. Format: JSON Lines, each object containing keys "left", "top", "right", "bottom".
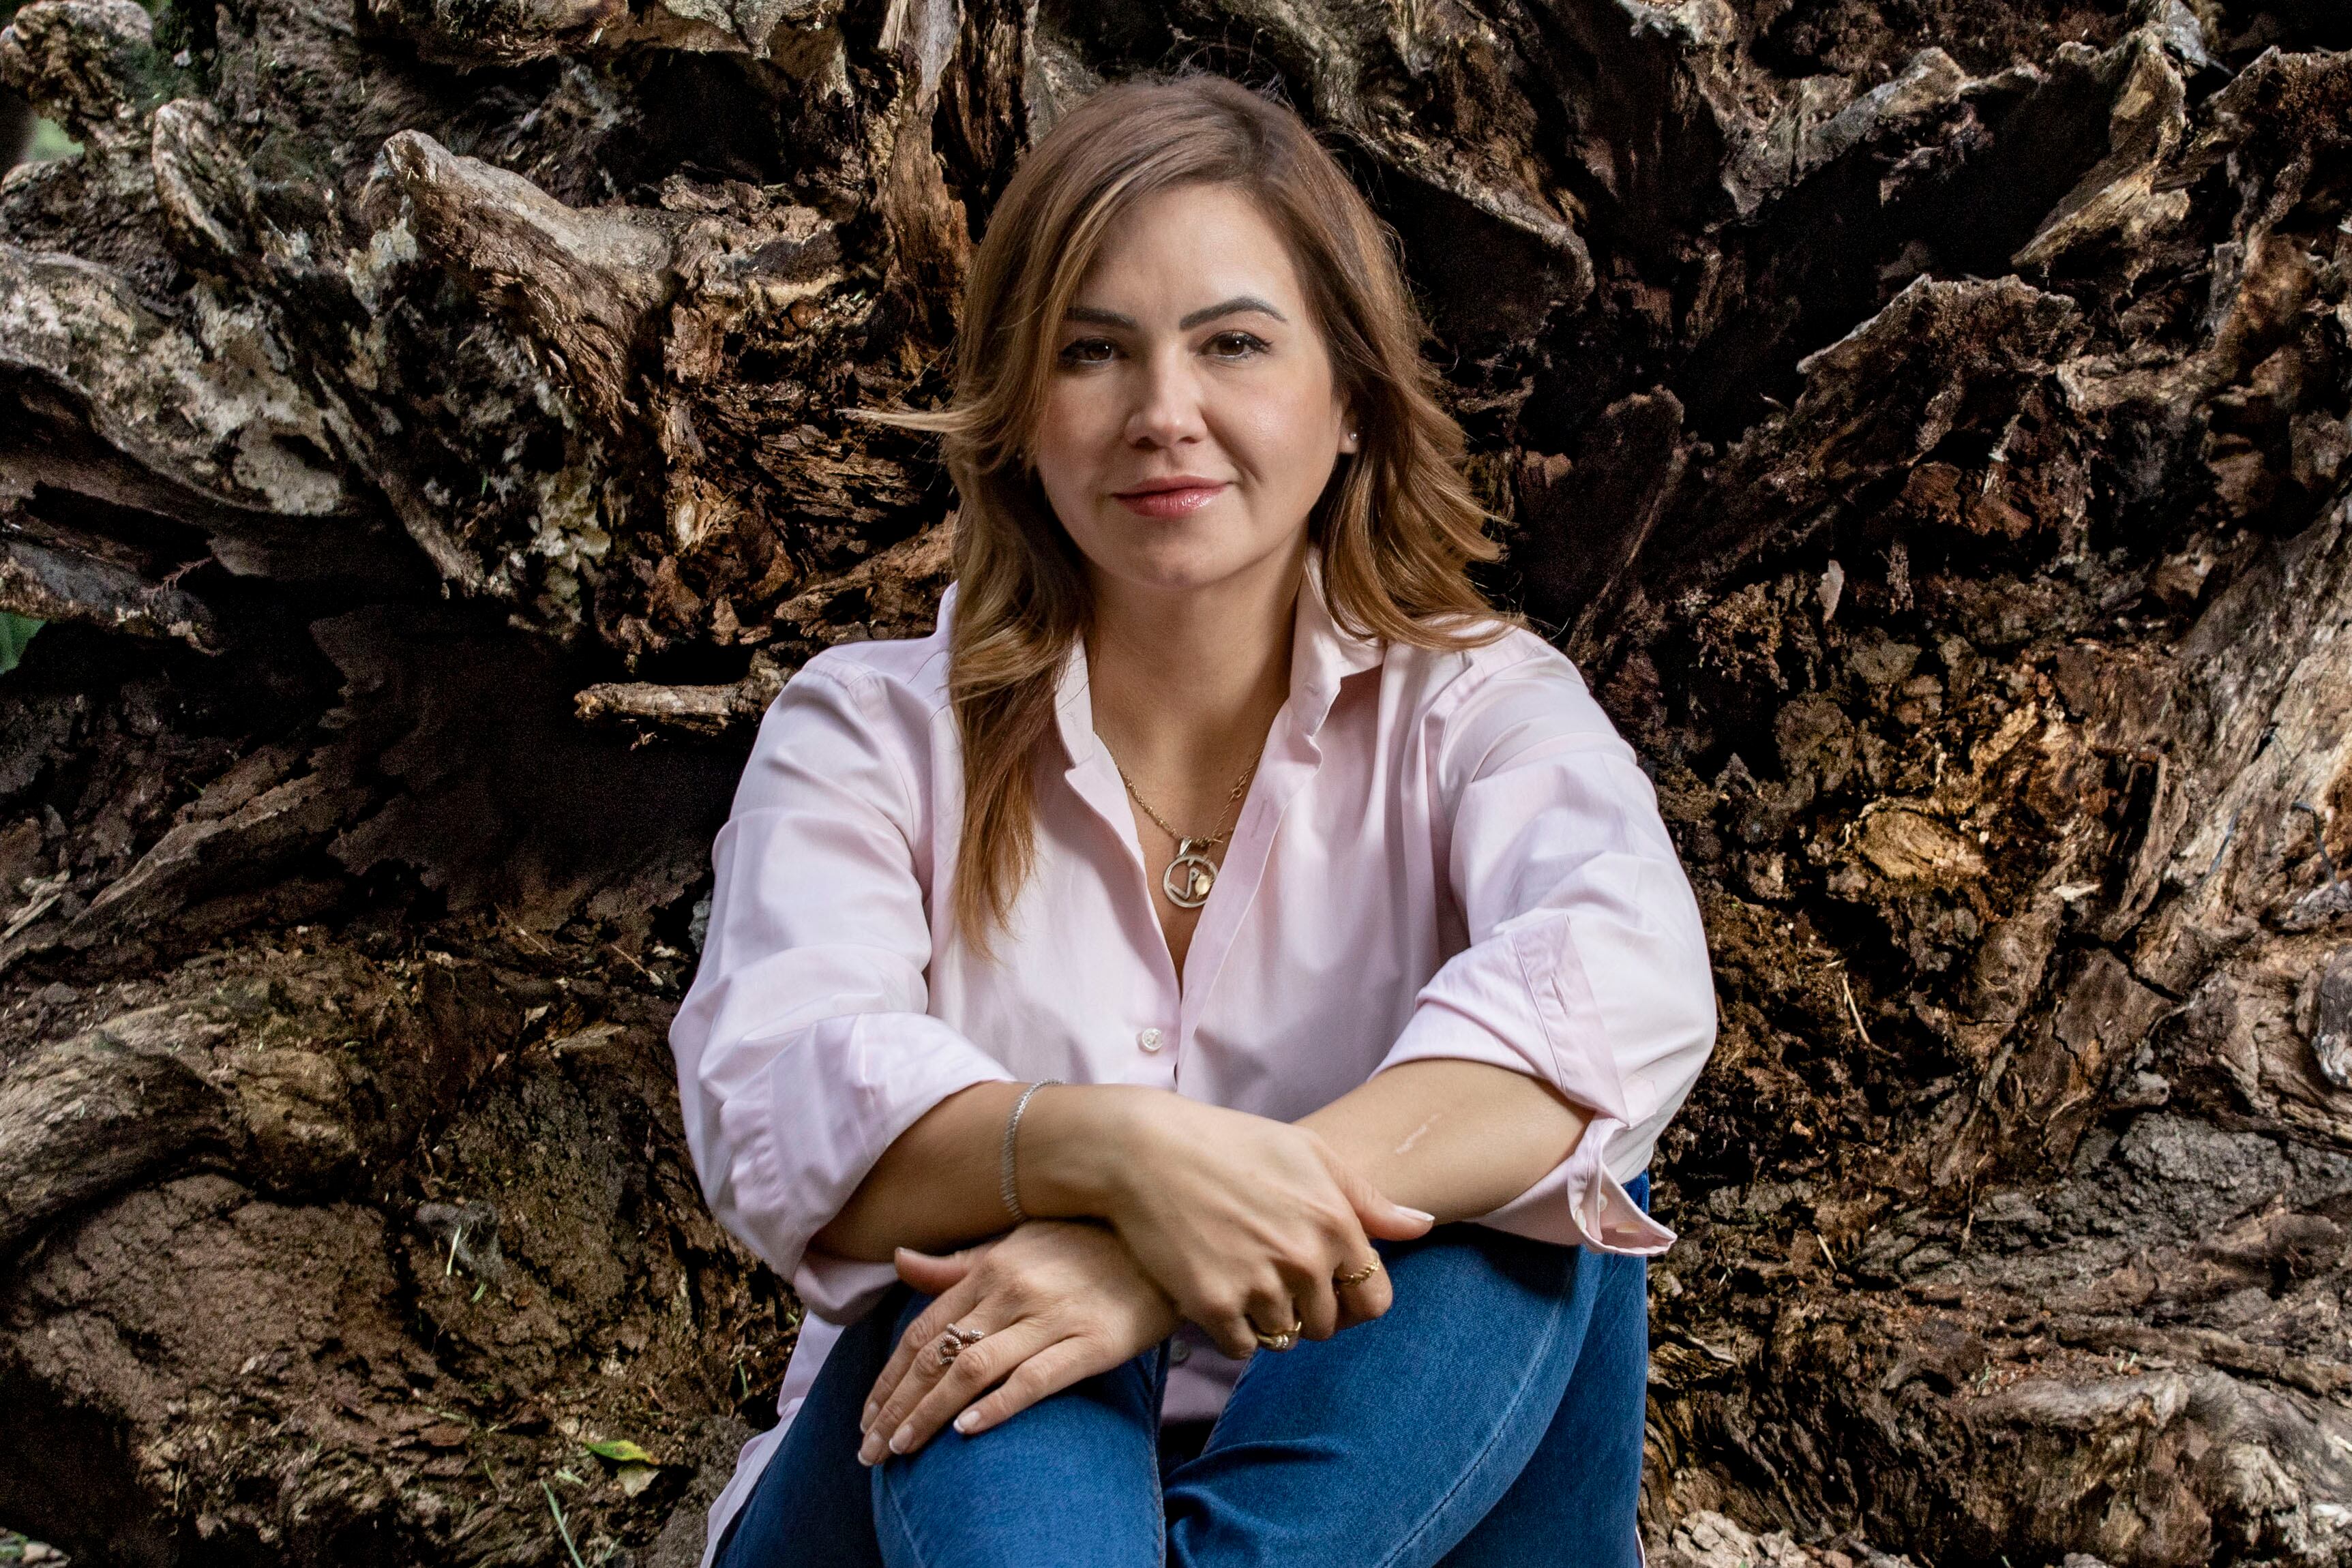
{"left": 672, "top": 564, "right": 1718, "bottom": 1561}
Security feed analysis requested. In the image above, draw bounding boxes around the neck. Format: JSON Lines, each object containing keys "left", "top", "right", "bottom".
{"left": 1084, "top": 547, "right": 1305, "bottom": 785}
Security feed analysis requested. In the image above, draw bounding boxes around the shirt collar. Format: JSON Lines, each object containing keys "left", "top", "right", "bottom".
{"left": 1287, "top": 550, "right": 1387, "bottom": 734}
{"left": 1049, "top": 551, "right": 1384, "bottom": 772}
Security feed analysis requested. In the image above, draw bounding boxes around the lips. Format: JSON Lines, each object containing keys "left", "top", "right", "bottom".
{"left": 1114, "top": 479, "right": 1227, "bottom": 519}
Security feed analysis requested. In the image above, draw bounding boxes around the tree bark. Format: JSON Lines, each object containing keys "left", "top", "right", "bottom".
{"left": 0, "top": 0, "right": 2347, "bottom": 1563}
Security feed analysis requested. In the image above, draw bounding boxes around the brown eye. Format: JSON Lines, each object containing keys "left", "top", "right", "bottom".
{"left": 1058, "top": 338, "right": 1116, "bottom": 365}
{"left": 1206, "top": 331, "right": 1270, "bottom": 359}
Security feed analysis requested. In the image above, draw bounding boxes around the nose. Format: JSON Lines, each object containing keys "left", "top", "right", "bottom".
{"left": 1124, "top": 342, "right": 1208, "bottom": 451}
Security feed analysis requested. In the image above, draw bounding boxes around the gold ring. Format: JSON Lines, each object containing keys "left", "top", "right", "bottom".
{"left": 1252, "top": 1319, "right": 1304, "bottom": 1353}
{"left": 1334, "top": 1260, "right": 1381, "bottom": 1287}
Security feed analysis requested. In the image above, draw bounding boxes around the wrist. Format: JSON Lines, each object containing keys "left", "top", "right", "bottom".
{"left": 1015, "top": 1083, "right": 1156, "bottom": 1221}
{"left": 1296, "top": 1109, "right": 1384, "bottom": 1192}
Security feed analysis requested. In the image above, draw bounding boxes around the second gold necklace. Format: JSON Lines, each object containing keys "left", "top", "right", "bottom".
{"left": 1107, "top": 747, "right": 1263, "bottom": 909}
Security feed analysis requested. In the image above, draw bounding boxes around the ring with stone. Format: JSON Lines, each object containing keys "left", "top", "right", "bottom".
{"left": 1252, "top": 1318, "right": 1304, "bottom": 1353}
{"left": 935, "top": 1322, "right": 987, "bottom": 1368}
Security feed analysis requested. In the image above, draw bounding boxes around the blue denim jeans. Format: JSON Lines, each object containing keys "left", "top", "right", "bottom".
{"left": 716, "top": 1175, "right": 1648, "bottom": 1568}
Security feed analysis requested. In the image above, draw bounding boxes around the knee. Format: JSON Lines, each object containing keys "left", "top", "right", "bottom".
{"left": 1386, "top": 1222, "right": 1582, "bottom": 1299}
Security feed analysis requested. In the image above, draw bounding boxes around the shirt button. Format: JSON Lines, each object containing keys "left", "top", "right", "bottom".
{"left": 1170, "top": 1337, "right": 1191, "bottom": 1365}
{"left": 1136, "top": 1027, "right": 1164, "bottom": 1053}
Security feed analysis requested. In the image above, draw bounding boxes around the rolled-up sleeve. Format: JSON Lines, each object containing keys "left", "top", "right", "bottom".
{"left": 668, "top": 661, "right": 1013, "bottom": 1322}
{"left": 1375, "top": 648, "right": 1717, "bottom": 1256}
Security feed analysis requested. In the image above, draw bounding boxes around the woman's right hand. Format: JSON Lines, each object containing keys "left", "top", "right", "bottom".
{"left": 859, "top": 1220, "right": 1178, "bottom": 1462}
{"left": 1024, "top": 1087, "right": 1433, "bottom": 1358}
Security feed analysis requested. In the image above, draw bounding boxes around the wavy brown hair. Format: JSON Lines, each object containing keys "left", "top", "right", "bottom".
{"left": 874, "top": 72, "right": 1515, "bottom": 950}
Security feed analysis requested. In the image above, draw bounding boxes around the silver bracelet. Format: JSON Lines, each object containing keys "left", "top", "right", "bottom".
{"left": 998, "top": 1079, "right": 1063, "bottom": 1226}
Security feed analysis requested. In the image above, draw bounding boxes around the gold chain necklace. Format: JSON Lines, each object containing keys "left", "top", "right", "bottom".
{"left": 1107, "top": 747, "right": 1263, "bottom": 909}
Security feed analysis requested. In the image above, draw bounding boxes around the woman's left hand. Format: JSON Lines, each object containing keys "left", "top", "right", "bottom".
{"left": 859, "top": 1220, "right": 1178, "bottom": 1465}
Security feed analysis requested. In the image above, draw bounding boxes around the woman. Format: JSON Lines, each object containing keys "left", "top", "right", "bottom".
{"left": 672, "top": 72, "right": 1716, "bottom": 1568}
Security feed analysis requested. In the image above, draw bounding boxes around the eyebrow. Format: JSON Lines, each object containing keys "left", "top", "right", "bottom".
{"left": 1062, "top": 295, "right": 1290, "bottom": 331}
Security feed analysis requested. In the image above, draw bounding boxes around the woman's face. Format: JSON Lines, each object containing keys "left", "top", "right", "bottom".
{"left": 1033, "top": 181, "right": 1357, "bottom": 603}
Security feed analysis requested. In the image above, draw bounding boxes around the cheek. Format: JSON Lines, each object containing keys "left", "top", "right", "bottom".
{"left": 1221, "top": 383, "right": 1339, "bottom": 481}
{"left": 1031, "top": 395, "right": 1096, "bottom": 497}
{"left": 1036, "top": 385, "right": 1125, "bottom": 472}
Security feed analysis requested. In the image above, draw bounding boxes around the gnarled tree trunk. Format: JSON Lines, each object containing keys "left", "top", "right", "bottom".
{"left": 0, "top": 0, "right": 2347, "bottom": 1563}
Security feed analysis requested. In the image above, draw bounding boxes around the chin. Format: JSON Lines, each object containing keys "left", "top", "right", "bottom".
{"left": 1090, "top": 522, "right": 1298, "bottom": 597}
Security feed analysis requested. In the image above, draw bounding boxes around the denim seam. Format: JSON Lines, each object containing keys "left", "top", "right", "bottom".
{"left": 1153, "top": 1340, "right": 1172, "bottom": 1546}
{"left": 874, "top": 1344, "right": 1169, "bottom": 1568}
{"left": 1373, "top": 1294, "right": 1574, "bottom": 1568}
{"left": 874, "top": 1462, "right": 937, "bottom": 1568}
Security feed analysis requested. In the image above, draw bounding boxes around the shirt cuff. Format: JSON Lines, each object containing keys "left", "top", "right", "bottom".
{"left": 1375, "top": 1003, "right": 1673, "bottom": 1256}
{"left": 722, "top": 1012, "right": 1015, "bottom": 1295}
{"left": 1377, "top": 989, "right": 1546, "bottom": 1079}
{"left": 1376, "top": 912, "right": 1642, "bottom": 1133}
{"left": 1473, "top": 1115, "right": 1676, "bottom": 1256}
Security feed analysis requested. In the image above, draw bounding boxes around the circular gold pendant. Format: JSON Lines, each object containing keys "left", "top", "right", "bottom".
{"left": 1163, "top": 851, "right": 1217, "bottom": 909}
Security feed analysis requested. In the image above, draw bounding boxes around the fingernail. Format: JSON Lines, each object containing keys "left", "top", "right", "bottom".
{"left": 1401, "top": 1207, "right": 1435, "bottom": 1222}
{"left": 953, "top": 1411, "right": 979, "bottom": 1434}
{"left": 889, "top": 1425, "right": 914, "bottom": 1455}
{"left": 858, "top": 1434, "right": 883, "bottom": 1466}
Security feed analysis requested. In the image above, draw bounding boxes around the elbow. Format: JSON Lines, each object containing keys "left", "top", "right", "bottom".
{"left": 1675, "top": 954, "right": 1722, "bottom": 1071}
{"left": 1631, "top": 939, "right": 1719, "bottom": 1115}
{"left": 1657, "top": 969, "right": 1721, "bottom": 1111}
{"left": 1681, "top": 959, "right": 1721, "bottom": 1054}
{"left": 1664, "top": 900, "right": 1719, "bottom": 1056}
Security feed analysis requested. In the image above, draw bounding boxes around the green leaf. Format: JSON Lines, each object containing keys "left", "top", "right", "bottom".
{"left": 0, "top": 615, "right": 42, "bottom": 674}
{"left": 583, "top": 1438, "right": 661, "bottom": 1466}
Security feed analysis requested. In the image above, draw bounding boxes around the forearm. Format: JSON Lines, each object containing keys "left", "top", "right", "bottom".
{"left": 821, "top": 1074, "right": 1436, "bottom": 1354}
{"left": 811, "top": 1081, "right": 1146, "bottom": 1262}
{"left": 1299, "top": 1059, "right": 1589, "bottom": 1222}
{"left": 811, "top": 1081, "right": 1026, "bottom": 1261}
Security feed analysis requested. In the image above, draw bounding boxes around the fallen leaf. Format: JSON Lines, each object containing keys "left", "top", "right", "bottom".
{"left": 584, "top": 1438, "right": 661, "bottom": 1466}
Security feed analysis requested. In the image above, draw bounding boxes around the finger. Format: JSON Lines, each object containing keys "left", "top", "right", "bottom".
{"left": 1243, "top": 1286, "right": 1303, "bottom": 1352}
{"left": 865, "top": 1278, "right": 986, "bottom": 1439}
{"left": 882, "top": 1318, "right": 1055, "bottom": 1460}
{"left": 1202, "top": 1302, "right": 1261, "bottom": 1359}
{"left": 953, "top": 1336, "right": 1120, "bottom": 1436}
{"left": 1331, "top": 1158, "right": 1435, "bottom": 1242}
{"left": 1361, "top": 1203, "right": 1435, "bottom": 1241}
{"left": 895, "top": 1244, "right": 979, "bottom": 1295}
{"left": 867, "top": 1288, "right": 960, "bottom": 1432}
{"left": 1288, "top": 1263, "right": 1341, "bottom": 1341}
{"left": 1335, "top": 1257, "right": 1393, "bottom": 1329}
{"left": 1308, "top": 1163, "right": 1402, "bottom": 1329}
{"left": 1326, "top": 1203, "right": 1373, "bottom": 1335}
{"left": 867, "top": 1312, "right": 981, "bottom": 1464}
